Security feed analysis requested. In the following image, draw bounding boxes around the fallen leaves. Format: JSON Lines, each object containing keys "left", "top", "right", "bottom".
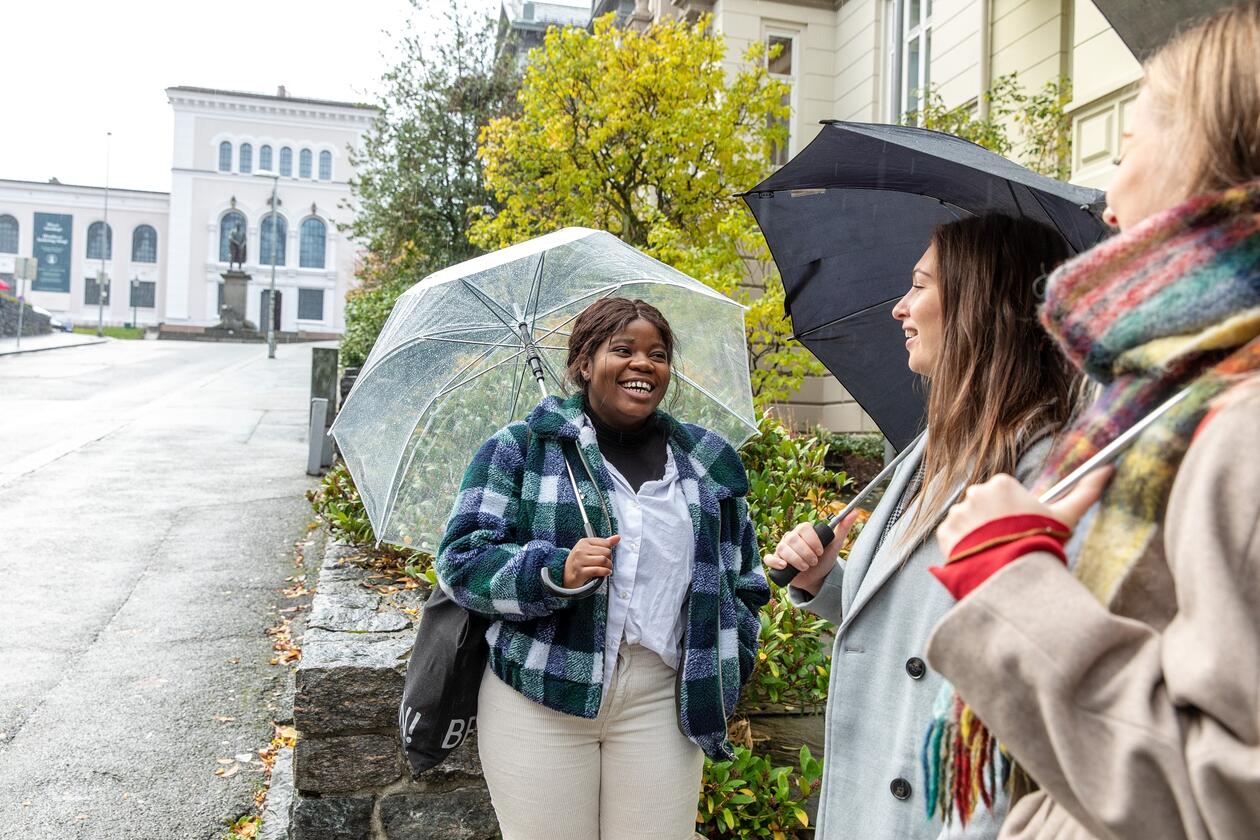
{"left": 266, "top": 617, "right": 300, "bottom": 665}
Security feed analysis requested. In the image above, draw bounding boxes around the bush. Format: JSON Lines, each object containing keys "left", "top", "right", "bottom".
{"left": 306, "top": 461, "right": 433, "bottom": 580}
{"left": 740, "top": 592, "right": 831, "bottom": 711}
{"left": 696, "top": 745, "right": 823, "bottom": 839}
{"left": 821, "top": 431, "right": 885, "bottom": 462}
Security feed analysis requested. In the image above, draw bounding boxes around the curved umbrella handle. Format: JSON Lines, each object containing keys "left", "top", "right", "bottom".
{"left": 540, "top": 566, "right": 603, "bottom": 598}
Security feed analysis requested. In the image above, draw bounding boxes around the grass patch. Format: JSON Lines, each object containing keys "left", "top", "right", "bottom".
{"left": 73, "top": 325, "right": 145, "bottom": 340}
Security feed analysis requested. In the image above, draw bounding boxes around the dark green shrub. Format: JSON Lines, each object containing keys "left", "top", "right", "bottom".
{"left": 696, "top": 745, "right": 823, "bottom": 839}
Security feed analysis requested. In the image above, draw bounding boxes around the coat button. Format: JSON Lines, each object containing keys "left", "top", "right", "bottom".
{"left": 890, "top": 777, "right": 912, "bottom": 800}
{"left": 905, "top": 657, "right": 926, "bottom": 680}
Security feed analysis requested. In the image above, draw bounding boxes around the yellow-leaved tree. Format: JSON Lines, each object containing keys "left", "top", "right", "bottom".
{"left": 470, "top": 14, "right": 824, "bottom": 409}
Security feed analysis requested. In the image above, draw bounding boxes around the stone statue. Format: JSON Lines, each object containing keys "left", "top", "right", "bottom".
{"left": 228, "top": 222, "right": 247, "bottom": 271}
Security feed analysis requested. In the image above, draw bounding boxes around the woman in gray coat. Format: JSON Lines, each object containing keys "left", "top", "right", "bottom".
{"left": 765, "top": 214, "right": 1082, "bottom": 839}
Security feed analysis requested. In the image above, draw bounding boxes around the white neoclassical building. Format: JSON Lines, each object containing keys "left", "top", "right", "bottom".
{"left": 0, "top": 85, "right": 376, "bottom": 334}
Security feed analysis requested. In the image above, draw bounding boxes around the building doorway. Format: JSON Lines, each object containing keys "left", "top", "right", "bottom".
{"left": 260, "top": 289, "right": 282, "bottom": 332}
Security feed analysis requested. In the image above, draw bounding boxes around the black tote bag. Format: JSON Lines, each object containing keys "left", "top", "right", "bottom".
{"left": 397, "top": 584, "right": 491, "bottom": 777}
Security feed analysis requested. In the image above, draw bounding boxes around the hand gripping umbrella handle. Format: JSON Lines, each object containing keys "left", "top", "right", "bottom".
{"left": 539, "top": 442, "right": 605, "bottom": 599}
{"left": 768, "top": 432, "right": 924, "bottom": 587}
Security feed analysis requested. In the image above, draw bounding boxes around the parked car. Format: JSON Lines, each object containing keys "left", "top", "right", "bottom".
{"left": 30, "top": 304, "right": 73, "bottom": 332}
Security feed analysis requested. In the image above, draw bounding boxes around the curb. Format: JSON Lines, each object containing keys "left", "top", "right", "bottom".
{"left": 0, "top": 337, "right": 109, "bottom": 357}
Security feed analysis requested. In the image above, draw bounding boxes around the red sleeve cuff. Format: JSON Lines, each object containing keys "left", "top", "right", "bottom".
{"left": 930, "top": 534, "right": 1068, "bottom": 600}
{"left": 948, "top": 514, "right": 1071, "bottom": 563}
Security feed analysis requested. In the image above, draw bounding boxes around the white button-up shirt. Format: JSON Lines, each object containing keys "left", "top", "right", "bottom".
{"left": 600, "top": 444, "right": 695, "bottom": 694}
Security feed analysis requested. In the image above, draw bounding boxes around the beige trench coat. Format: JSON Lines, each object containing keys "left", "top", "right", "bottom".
{"left": 926, "top": 384, "right": 1260, "bottom": 840}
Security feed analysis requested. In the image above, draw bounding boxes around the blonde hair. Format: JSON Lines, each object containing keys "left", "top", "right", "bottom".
{"left": 1144, "top": 2, "right": 1260, "bottom": 201}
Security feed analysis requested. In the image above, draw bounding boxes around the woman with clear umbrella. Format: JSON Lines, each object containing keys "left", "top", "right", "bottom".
{"left": 434, "top": 297, "right": 769, "bottom": 840}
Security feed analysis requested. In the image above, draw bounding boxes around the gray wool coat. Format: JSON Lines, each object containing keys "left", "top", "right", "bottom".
{"left": 789, "top": 432, "right": 1052, "bottom": 840}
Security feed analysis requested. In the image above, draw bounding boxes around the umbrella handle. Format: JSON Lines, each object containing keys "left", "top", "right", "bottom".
{"left": 540, "top": 567, "right": 603, "bottom": 598}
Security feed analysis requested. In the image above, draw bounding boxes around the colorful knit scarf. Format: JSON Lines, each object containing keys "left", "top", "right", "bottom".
{"left": 923, "top": 179, "right": 1260, "bottom": 827}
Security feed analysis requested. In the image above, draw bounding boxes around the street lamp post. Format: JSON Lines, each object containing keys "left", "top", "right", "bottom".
{"left": 97, "top": 131, "right": 112, "bottom": 338}
{"left": 131, "top": 276, "right": 139, "bottom": 329}
{"left": 254, "top": 169, "right": 280, "bottom": 359}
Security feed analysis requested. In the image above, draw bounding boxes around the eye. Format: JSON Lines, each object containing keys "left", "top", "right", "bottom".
{"left": 611, "top": 346, "right": 631, "bottom": 356}
{"left": 651, "top": 352, "right": 668, "bottom": 362}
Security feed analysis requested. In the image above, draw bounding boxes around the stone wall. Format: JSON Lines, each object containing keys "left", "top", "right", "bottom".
{"left": 0, "top": 295, "right": 52, "bottom": 337}
{"left": 290, "top": 541, "right": 499, "bottom": 840}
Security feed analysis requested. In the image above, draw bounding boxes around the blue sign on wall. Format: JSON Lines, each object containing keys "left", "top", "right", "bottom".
{"left": 32, "top": 213, "right": 73, "bottom": 293}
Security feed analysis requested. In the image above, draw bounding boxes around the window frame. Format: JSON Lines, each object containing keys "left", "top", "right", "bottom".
{"left": 318, "top": 150, "right": 332, "bottom": 181}
{"left": 219, "top": 210, "right": 248, "bottom": 263}
{"left": 0, "top": 214, "right": 17, "bottom": 253}
{"left": 129, "top": 279, "right": 157, "bottom": 309}
{"left": 239, "top": 142, "right": 253, "bottom": 174}
{"left": 765, "top": 28, "right": 800, "bottom": 168}
{"left": 86, "top": 221, "right": 113, "bottom": 260}
{"left": 218, "top": 141, "right": 233, "bottom": 172}
{"left": 299, "top": 217, "right": 327, "bottom": 269}
{"left": 299, "top": 148, "right": 313, "bottom": 179}
{"left": 131, "top": 224, "right": 158, "bottom": 264}
{"left": 259, "top": 212, "right": 288, "bottom": 266}
{"left": 297, "top": 287, "right": 325, "bottom": 321}
{"left": 259, "top": 145, "right": 273, "bottom": 173}
{"left": 894, "top": 0, "right": 933, "bottom": 121}
{"left": 279, "top": 147, "right": 293, "bottom": 177}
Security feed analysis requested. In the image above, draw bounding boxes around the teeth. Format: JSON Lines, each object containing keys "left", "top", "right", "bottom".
{"left": 621, "top": 380, "right": 653, "bottom": 393}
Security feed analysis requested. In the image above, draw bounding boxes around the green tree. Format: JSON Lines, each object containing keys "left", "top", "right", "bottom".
{"left": 339, "top": 0, "right": 520, "bottom": 367}
{"left": 470, "top": 15, "right": 824, "bottom": 409}
{"left": 905, "top": 73, "right": 1073, "bottom": 180}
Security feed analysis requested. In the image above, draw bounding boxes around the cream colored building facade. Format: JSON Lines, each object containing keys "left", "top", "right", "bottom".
{"left": 612, "top": 0, "right": 1137, "bottom": 432}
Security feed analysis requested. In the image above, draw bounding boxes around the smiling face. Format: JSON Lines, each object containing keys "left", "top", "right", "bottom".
{"left": 891, "top": 242, "right": 944, "bottom": 377}
{"left": 579, "top": 317, "right": 672, "bottom": 429}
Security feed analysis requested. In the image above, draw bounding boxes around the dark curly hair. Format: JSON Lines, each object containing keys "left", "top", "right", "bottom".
{"left": 565, "top": 297, "right": 675, "bottom": 392}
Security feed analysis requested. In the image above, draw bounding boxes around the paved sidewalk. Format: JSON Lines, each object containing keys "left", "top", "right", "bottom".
{"left": 0, "top": 339, "right": 326, "bottom": 839}
{"left": 0, "top": 332, "right": 108, "bottom": 356}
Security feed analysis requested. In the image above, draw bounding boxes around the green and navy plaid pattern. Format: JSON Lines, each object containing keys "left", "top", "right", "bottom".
{"left": 436, "top": 394, "right": 768, "bottom": 759}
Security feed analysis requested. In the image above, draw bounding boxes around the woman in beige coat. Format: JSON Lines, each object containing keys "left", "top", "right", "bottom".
{"left": 922, "top": 5, "right": 1260, "bottom": 839}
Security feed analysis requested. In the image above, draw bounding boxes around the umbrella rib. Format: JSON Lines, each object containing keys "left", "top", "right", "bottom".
{"left": 794, "top": 295, "right": 902, "bottom": 341}
{"left": 358, "top": 324, "right": 509, "bottom": 378}
{"left": 420, "top": 336, "right": 533, "bottom": 349}
{"left": 460, "top": 277, "right": 523, "bottom": 330}
{"left": 431, "top": 347, "right": 529, "bottom": 401}
{"left": 525, "top": 252, "right": 545, "bottom": 329}
{"left": 378, "top": 341, "right": 512, "bottom": 534}
{"left": 672, "top": 369, "right": 760, "bottom": 435}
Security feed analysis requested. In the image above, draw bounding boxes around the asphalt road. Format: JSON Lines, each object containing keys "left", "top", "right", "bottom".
{"left": 0, "top": 338, "right": 323, "bottom": 839}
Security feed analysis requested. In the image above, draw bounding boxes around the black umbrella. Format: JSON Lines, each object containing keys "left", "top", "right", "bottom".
{"left": 1092, "top": 0, "right": 1239, "bottom": 58}
{"left": 741, "top": 121, "right": 1108, "bottom": 450}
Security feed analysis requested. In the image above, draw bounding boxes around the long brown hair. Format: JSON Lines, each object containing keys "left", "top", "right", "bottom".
{"left": 901, "top": 214, "right": 1083, "bottom": 545}
{"left": 1144, "top": 2, "right": 1260, "bottom": 202}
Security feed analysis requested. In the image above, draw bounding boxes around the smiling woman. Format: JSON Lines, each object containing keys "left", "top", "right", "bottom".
{"left": 434, "top": 295, "right": 769, "bottom": 840}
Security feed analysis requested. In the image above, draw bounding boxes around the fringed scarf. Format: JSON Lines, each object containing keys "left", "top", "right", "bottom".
{"left": 923, "top": 179, "right": 1260, "bottom": 827}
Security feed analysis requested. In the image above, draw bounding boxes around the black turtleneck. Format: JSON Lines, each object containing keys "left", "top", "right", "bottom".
{"left": 585, "top": 401, "right": 668, "bottom": 493}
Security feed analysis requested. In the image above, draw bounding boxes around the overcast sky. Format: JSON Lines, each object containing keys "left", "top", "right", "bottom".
{"left": 1, "top": 0, "right": 501, "bottom": 194}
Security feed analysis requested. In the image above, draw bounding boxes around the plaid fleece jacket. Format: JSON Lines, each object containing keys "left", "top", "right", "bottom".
{"left": 435, "top": 394, "right": 769, "bottom": 759}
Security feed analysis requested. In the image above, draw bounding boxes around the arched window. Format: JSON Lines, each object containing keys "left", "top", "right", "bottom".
{"left": 239, "top": 143, "right": 253, "bottom": 174}
{"left": 0, "top": 215, "right": 17, "bottom": 253}
{"left": 218, "top": 141, "right": 233, "bottom": 172}
{"left": 299, "top": 217, "right": 326, "bottom": 268}
{"left": 218, "top": 210, "right": 247, "bottom": 262}
{"left": 131, "top": 225, "right": 158, "bottom": 263}
{"left": 259, "top": 145, "right": 273, "bottom": 173}
{"left": 279, "top": 147, "right": 293, "bottom": 177}
{"left": 318, "top": 150, "right": 332, "bottom": 181}
{"left": 87, "top": 221, "right": 113, "bottom": 260}
{"left": 260, "top": 213, "right": 287, "bottom": 266}
{"left": 299, "top": 148, "right": 313, "bottom": 179}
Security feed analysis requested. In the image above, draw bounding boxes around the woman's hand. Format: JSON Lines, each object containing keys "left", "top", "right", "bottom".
{"left": 763, "top": 511, "right": 859, "bottom": 596}
{"left": 936, "top": 467, "right": 1113, "bottom": 558}
{"left": 563, "top": 535, "right": 621, "bottom": 588}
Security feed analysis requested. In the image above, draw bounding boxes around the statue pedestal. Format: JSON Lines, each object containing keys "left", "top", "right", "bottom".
{"left": 217, "top": 270, "right": 257, "bottom": 332}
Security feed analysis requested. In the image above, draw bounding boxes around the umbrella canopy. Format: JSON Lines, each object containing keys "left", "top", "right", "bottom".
{"left": 1091, "top": 0, "right": 1238, "bottom": 58}
{"left": 331, "top": 227, "right": 756, "bottom": 553}
{"left": 742, "top": 121, "right": 1108, "bottom": 450}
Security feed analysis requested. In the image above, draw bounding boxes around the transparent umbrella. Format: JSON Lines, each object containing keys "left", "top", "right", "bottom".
{"left": 330, "top": 227, "right": 757, "bottom": 557}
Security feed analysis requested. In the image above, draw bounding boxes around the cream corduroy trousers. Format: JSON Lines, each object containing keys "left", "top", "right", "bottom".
{"left": 476, "top": 643, "right": 705, "bottom": 840}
